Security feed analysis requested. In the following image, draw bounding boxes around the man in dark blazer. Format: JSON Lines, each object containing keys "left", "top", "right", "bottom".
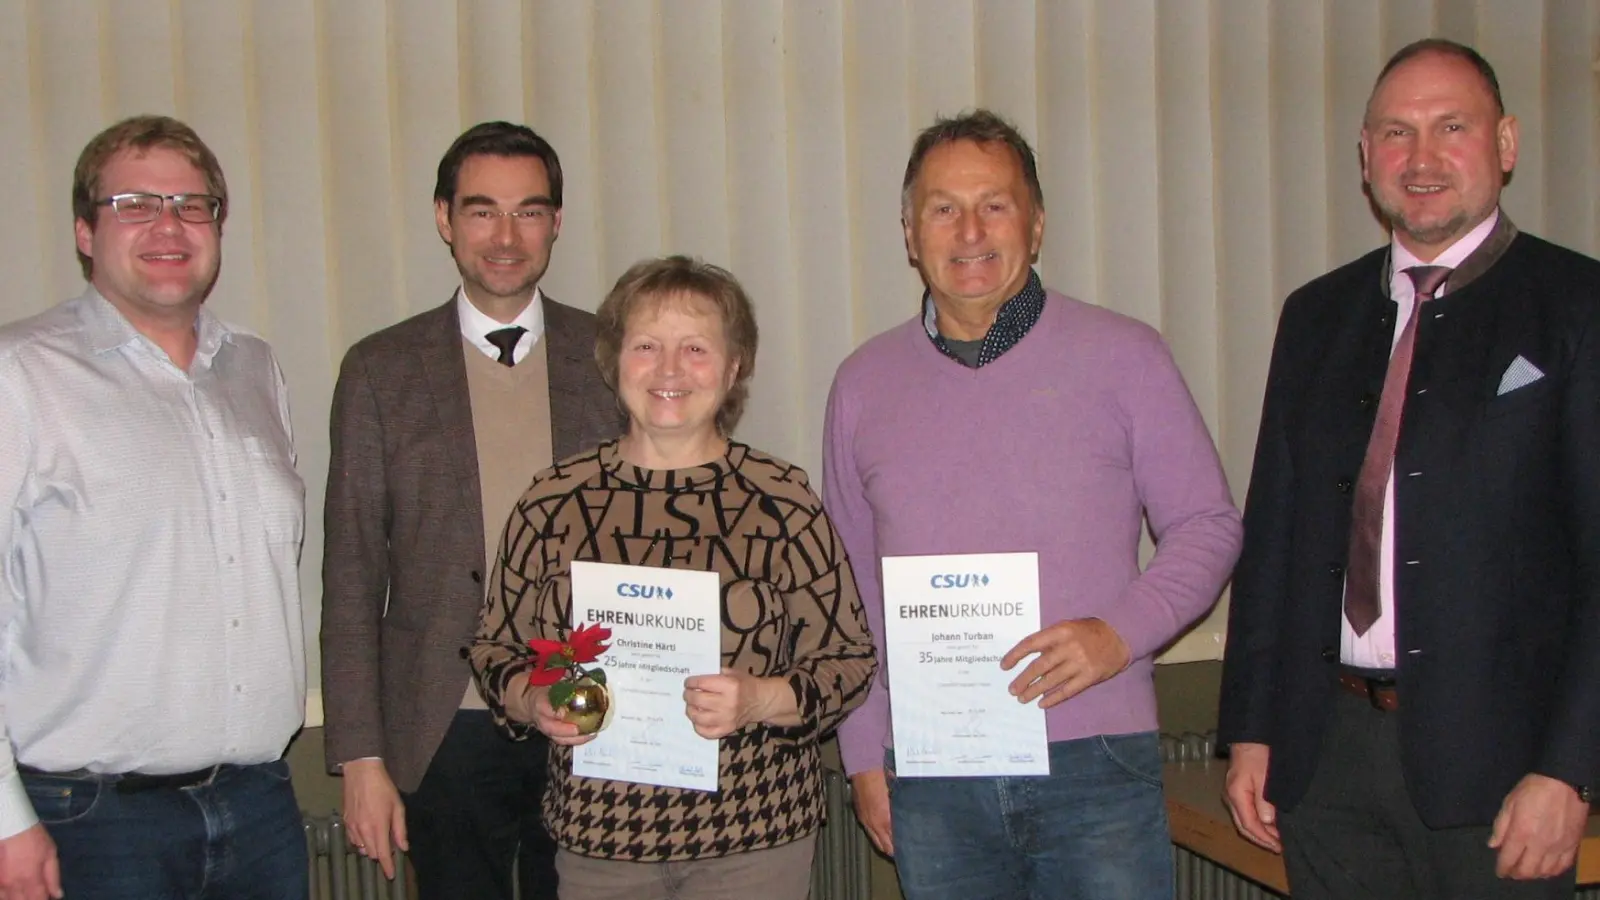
{"left": 321, "top": 122, "right": 617, "bottom": 900}
{"left": 1219, "top": 39, "right": 1600, "bottom": 899}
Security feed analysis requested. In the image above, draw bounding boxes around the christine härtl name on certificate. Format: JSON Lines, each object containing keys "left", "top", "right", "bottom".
{"left": 569, "top": 561, "right": 721, "bottom": 792}
{"left": 882, "top": 552, "right": 1049, "bottom": 778}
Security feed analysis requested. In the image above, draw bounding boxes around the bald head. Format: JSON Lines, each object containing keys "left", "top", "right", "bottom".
{"left": 1358, "top": 40, "right": 1517, "bottom": 260}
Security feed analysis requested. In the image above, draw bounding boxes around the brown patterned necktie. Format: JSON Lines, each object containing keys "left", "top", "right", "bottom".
{"left": 1344, "top": 264, "right": 1452, "bottom": 636}
{"left": 485, "top": 326, "right": 527, "bottom": 367}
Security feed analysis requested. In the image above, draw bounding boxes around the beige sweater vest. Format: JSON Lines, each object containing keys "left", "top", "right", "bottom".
{"left": 459, "top": 336, "right": 553, "bottom": 708}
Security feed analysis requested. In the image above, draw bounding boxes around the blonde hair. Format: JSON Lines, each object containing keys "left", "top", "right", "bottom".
{"left": 71, "top": 115, "right": 228, "bottom": 279}
{"left": 595, "top": 256, "right": 759, "bottom": 435}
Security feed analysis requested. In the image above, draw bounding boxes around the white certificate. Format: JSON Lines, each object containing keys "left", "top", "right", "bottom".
{"left": 882, "top": 552, "right": 1049, "bottom": 777}
{"left": 569, "top": 561, "right": 721, "bottom": 791}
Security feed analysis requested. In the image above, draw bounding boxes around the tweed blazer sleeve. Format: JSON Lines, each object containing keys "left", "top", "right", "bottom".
{"left": 320, "top": 338, "right": 392, "bottom": 765}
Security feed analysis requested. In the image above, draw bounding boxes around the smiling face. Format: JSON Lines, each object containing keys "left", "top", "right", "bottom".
{"left": 1360, "top": 50, "right": 1517, "bottom": 260}
{"left": 903, "top": 139, "right": 1044, "bottom": 325}
{"left": 616, "top": 293, "right": 738, "bottom": 444}
{"left": 74, "top": 147, "right": 221, "bottom": 327}
{"left": 435, "top": 153, "right": 562, "bottom": 306}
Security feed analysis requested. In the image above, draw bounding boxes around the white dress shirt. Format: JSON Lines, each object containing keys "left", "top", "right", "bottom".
{"left": 1342, "top": 210, "right": 1500, "bottom": 669}
{"left": 0, "top": 289, "right": 307, "bottom": 838}
{"left": 457, "top": 286, "right": 545, "bottom": 363}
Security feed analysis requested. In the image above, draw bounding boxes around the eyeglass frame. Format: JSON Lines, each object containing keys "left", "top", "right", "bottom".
{"left": 454, "top": 202, "right": 558, "bottom": 229}
{"left": 96, "top": 192, "right": 225, "bottom": 225}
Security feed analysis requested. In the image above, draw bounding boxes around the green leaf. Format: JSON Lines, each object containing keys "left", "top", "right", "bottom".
{"left": 548, "top": 681, "right": 575, "bottom": 708}
{"left": 588, "top": 669, "right": 607, "bottom": 686}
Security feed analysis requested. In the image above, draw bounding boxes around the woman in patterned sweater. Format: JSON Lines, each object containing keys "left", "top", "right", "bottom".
{"left": 470, "top": 255, "right": 876, "bottom": 900}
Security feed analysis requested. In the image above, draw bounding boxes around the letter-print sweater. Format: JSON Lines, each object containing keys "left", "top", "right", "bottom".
{"left": 471, "top": 439, "right": 876, "bottom": 861}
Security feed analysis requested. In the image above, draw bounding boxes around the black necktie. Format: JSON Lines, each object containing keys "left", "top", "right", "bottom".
{"left": 485, "top": 326, "right": 526, "bottom": 367}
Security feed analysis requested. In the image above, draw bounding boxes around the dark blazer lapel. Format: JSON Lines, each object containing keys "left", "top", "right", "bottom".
{"left": 1440, "top": 214, "right": 1518, "bottom": 297}
{"left": 543, "top": 294, "right": 599, "bottom": 461}
{"left": 1297, "top": 258, "right": 1395, "bottom": 485}
{"left": 1402, "top": 216, "right": 1522, "bottom": 453}
{"left": 419, "top": 295, "right": 484, "bottom": 519}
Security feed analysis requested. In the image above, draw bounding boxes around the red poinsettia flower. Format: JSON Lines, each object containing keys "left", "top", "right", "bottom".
{"left": 526, "top": 665, "right": 565, "bottom": 687}
{"left": 525, "top": 623, "right": 612, "bottom": 688}
{"left": 526, "top": 638, "right": 571, "bottom": 686}
{"left": 526, "top": 638, "right": 567, "bottom": 665}
{"left": 567, "top": 623, "right": 612, "bottom": 663}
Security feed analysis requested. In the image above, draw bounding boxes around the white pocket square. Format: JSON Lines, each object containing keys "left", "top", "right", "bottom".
{"left": 1497, "top": 355, "right": 1545, "bottom": 396}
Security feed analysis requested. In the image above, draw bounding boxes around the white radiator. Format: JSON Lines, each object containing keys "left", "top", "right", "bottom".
{"left": 302, "top": 766, "right": 871, "bottom": 900}
{"left": 813, "top": 766, "right": 874, "bottom": 900}
{"left": 302, "top": 815, "right": 407, "bottom": 900}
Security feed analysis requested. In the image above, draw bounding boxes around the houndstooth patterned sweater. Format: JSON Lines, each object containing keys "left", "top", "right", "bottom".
{"left": 471, "top": 439, "right": 876, "bottom": 861}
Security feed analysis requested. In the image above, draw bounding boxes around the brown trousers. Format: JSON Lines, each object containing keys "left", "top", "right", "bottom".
{"left": 553, "top": 836, "right": 815, "bottom": 900}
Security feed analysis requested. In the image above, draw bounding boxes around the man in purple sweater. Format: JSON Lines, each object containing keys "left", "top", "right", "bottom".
{"left": 824, "top": 110, "right": 1242, "bottom": 899}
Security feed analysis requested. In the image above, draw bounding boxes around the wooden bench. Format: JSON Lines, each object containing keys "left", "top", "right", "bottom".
{"left": 1164, "top": 759, "right": 1600, "bottom": 894}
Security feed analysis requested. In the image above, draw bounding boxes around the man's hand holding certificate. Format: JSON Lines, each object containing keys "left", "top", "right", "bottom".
{"left": 882, "top": 552, "right": 1050, "bottom": 777}
{"left": 1001, "top": 615, "right": 1131, "bottom": 709}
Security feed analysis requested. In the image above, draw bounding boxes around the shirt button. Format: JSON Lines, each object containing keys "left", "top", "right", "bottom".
{"left": 230, "top": 619, "right": 241, "bottom": 629}
{"left": 218, "top": 491, "right": 228, "bottom": 502}
{"left": 1328, "top": 564, "right": 1345, "bottom": 579}
{"left": 225, "top": 555, "right": 235, "bottom": 564}
{"left": 1359, "top": 393, "right": 1378, "bottom": 411}
{"left": 233, "top": 684, "right": 244, "bottom": 694}
{"left": 1336, "top": 479, "right": 1353, "bottom": 494}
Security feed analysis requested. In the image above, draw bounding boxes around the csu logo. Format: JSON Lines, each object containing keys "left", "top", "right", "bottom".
{"left": 617, "top": 583, "right": 674, "bottom": 599}
{"left": 929, "top": 573, "right": 990, "bottom": 589}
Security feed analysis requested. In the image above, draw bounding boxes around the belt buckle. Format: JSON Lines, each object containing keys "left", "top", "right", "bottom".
{"left": 1362, "top": 678, "right": 1388, "bottom": 711}
{"left": 1359, "top": 676, "right": 1397, "bottom": 712}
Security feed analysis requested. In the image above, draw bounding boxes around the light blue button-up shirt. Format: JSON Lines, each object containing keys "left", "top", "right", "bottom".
{"left": 0, "top": 288, "right": 306, "bottom": 837}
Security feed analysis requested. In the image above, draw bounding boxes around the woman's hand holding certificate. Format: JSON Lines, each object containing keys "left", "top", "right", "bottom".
{"left": 683, "top": 669, "right": 802, "bottom": 739}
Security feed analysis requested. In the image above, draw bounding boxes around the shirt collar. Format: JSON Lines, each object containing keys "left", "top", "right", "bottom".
{"left": 1389, "top": 208, "right": 1500, "bottom": 294}
{"left": 79, "top": 286, "right": 231, "bottom": 367}
{"left": 921, "top": 269, "right": 1046, "bottom": 368}
{"left": 457, "top": 285, "right": 546, "bottom": 359}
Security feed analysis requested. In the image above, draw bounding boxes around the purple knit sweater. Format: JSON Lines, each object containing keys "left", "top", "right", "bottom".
{"left": 825, "top": 289, "right": 1243, "bottom": 776}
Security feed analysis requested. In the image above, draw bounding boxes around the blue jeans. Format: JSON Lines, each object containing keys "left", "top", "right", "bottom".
{"left": 24, "top": 759, "right": 308, "bottom": 900}
{"left": 889, "top": 732, "right": 1172, "bottom": 900}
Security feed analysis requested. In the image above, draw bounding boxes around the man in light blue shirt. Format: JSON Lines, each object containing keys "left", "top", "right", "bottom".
{"left": 0, "top": 116, "right": 307, "bottom": 900}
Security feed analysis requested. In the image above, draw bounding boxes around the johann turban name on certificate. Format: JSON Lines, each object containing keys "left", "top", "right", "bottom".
{"left": 882, "top": 552, "right": 1049, "bottom": 778}
{"left": 569, "top": 561, "right": 722, "bottom": 792}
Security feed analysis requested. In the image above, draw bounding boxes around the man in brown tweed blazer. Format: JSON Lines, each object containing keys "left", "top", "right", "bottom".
{"left": 320, "top": 122, "right": 618, "bottom": 900}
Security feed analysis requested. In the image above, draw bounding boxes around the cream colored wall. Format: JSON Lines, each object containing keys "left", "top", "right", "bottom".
{"left": 2, "top": 1, "right": 1597, "bottom": 717}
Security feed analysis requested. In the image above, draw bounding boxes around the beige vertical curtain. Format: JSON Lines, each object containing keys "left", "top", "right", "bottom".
{"left": 1, "top": 1, "right": 1596, "bottom": 721}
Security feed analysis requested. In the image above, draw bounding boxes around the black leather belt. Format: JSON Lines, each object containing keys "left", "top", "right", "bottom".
{"left": 19, "top": 764, "right": 223, "bottom": 793}
{"left": 1337, "top": 672, "right": 1400, "bottom": 712}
